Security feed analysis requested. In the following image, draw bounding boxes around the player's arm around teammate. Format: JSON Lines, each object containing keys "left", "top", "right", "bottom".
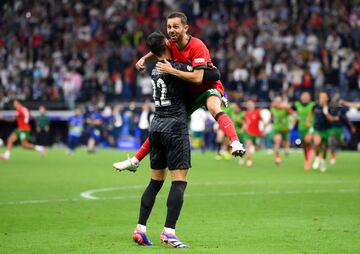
{"left": 339, "top": 99, "right": 360, "bottom": 109}
{"left": 155, "top": 13, "right": 245, "bottom": 155}
{"left": 131, "top": 32, "right": 191, "bottom": 248}
{"left": 115, "top": 12, "right": 245, "bottom": 173}
{"left": 156, "top": 59, "right": 205, "bottom": 84}
{"left": 136, "top": 25, "right": 204, "bottom": 84}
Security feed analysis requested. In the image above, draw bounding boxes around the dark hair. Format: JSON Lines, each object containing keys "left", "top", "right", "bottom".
{"left": 14, "top": 98, "right": 23, "bottom": 104}
{"left": 319, "top": 90, "right": 329, "bottom": 95}
{"left": 319, "top": 90, "right": 330, "bottom": 99}
{"left": 301, "top": 90, "right": 310, "bottom": 96}
{"left": 167, "top": 11, "right": 188, "bottom": 25}
{"left": 145, "top": 32, "right": 166, "bottom": 57}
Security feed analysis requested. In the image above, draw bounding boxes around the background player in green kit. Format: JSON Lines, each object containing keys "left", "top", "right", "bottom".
{"left": 293, "top": 91, "right": 315, "bottom": 170}
{"left": 230, "top": 103, "right": 246, "bottom": 145}
{"left": 328, "top": 98, "right": 356, "bottom": 165}
{"left": 310, "top": 91, "right": 339, "bottom": 173}
{"left": 270, "top": 96, "right": 293, "bottom": 165}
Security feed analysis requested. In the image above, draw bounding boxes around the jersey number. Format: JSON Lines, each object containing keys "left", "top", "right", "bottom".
{"left": 152, "top": 78, "right": 171, "bottom": 106}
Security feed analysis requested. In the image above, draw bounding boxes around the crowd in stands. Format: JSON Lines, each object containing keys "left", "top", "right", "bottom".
{"left": 0, "top": 0, "right": 360, "bottom": 110}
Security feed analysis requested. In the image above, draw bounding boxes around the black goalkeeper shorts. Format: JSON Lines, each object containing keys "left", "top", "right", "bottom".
{"left": 149, "top": 131, "right": 191, "bottom": 170}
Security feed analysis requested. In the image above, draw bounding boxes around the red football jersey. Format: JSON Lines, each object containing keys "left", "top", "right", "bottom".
{"left": 168, "top": 37, "right": 224, "bottom": 95}
{"left": 16, "top": 105, "right": 31, "bottom": 131}
{"left": 244, "top": 109, "right": 262, "bottom": 137}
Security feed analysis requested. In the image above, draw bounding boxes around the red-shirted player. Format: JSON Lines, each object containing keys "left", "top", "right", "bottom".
{"left": 0, "top": 99, "right": 45, "bottom": 161}
{"left": 113, "top": 12, "right": 245, "bottom": 172}
{"left": 243, "top": 100, "right": 264, "bottom": 167}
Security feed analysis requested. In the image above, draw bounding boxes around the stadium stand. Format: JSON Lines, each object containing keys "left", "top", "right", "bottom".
{"left": 0, "top": 0, "right": 359, "bottom": 150}
{"left": 1, "top": 0, "right": 360, "bottom": 109}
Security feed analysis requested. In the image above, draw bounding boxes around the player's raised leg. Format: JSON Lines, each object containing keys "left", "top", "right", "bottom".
{"left": 21, "top": 140, "right": 46, "bottom": 157}
{"left": 112, "top": 139, "right": 149, "bottom": 172}
{"left": 206, "top": 96, "right": 245, "bottom": 157}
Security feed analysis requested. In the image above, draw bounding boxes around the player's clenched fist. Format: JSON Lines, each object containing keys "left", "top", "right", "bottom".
{"left": 135, "top": 57, "right": 146, "bottom": 72}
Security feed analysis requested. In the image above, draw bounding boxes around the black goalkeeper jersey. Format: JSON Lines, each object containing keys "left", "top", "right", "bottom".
{"left": 329, "top": 106, "right": 347, "bottom": 128}
{"left": 149, "top": 60, "right": 192, "bottom": 134}
{"left": 313, "top": 104, "right": 331, "bottom": 130}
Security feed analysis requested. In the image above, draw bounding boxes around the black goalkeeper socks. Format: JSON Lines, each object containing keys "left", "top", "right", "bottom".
{"left": 138, "top": 179, "right": 187, "bottom": 229}
{"left": 138, "top": 178, "right": 164, "bottom": 225}
{"left": 165, "top": 181, "right": 187, "bottom": 229}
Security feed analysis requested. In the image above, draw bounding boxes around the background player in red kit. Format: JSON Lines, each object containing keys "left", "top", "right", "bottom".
{"left": 113, "top": 12, "right": 245, "bottom": 172}
{"left": 0, "top": 99, "right": 46, "bottom": 161}
{"left": 243, "top": 100, "right": 264, "bottom": 167}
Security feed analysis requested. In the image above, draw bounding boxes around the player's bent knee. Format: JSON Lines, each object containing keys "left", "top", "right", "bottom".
{"left": 274, "top": 135, "right": 282, "bottom": 143}
{"left": 151, "top": 169, "right": 167, "bottom": 181}
{"left": 170, "top": 169, "right": 188, "bottom": 182}
{"left": 21, "top": 140, "right": 29, "bottom": 146}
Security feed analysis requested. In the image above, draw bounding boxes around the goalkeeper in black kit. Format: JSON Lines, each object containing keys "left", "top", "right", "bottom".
{"left": 126, "top": 32, "right": 220, "bottom": 248}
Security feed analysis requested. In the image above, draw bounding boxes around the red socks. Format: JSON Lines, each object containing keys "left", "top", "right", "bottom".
{"left": 135, "top": 138, "right": 150, "bottom": 161}
{"left": 275, "top": 151, "right": 280, "bottom": 158}
{"left": 304, "top": 144, "right": 310, "bottom": 160}
{"left": 215, "top": 112, "right": 239, "bottom": 142}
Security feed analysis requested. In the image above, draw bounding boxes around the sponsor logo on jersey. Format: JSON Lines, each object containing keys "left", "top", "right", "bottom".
{"left": 194, "top": 58, "right": 205, "bottom": 63}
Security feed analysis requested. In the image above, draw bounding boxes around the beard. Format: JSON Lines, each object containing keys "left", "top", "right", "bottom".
{"left": 169, "top": 32, "right": 184, "bottom": 43}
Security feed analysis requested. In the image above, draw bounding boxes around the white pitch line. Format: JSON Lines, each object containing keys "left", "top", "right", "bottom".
{"left": 0, "top": 188, "right": 358, "bottom": 206}
{"left": 89, "top": 188, "right": 360, "bottom": 201}
{"left": 79, "top": 180, "right": 345, "bottom": 200}
{"left": 0, "top": 198, "right": 81, "bottom": 205}
{"left": 80, "top": 185, "right": 144, "bottom": 200}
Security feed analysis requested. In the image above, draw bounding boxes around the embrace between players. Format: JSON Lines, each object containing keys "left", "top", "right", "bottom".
{"left": 112, "top": 12, "right": 246, "bottom": 248}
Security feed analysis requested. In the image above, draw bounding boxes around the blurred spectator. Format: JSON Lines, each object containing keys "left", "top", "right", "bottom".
{"left": 120, "top": 103, "right": 137, "bottom": 138}
{"left": 101, "top": 105, "right": 124, "bottom": 148}
{"left": 63, "top": 68, "right": 83, "bottom": 110}
{"left": 137, "top": 72, "right": 153, "bottom": 99}
{"left": 102, "top": 106, "right": 116, "bottom": 147}
{"left": 1, "top": 0, "right": 360, "bottom": 109}
{"left": 138, "top": 103, "right": 153, "bottom": 145}
{"left": 111, "top": 105, "right": 123, "bottom": 145}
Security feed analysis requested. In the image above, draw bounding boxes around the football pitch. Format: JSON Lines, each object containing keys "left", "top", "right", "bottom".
{"left": 0, "top": 148, "right": 359, "bottom": 254}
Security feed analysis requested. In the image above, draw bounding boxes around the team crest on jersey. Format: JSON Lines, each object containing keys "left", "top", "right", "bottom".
{"left": 194, "top": 58, "right": 205, "bottom": 63}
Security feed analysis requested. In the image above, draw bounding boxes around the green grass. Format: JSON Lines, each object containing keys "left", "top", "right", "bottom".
{"left": 0, "top": 148, "right": 359, "bottom": 254}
